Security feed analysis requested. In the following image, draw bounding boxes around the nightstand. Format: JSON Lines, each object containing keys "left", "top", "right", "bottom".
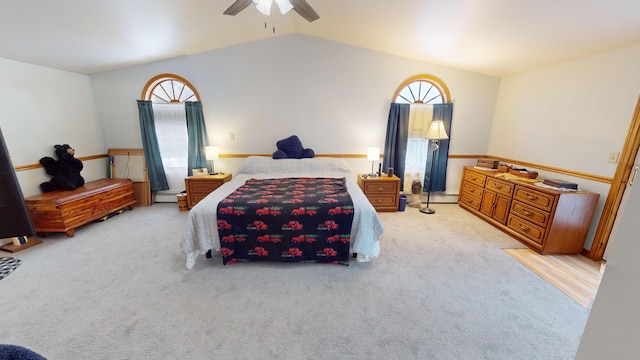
{"left": 185, "top": 173, "right": 232, "bottom": 209}
{"left": 357, "top": 174, "right": 400, "bottom": 212}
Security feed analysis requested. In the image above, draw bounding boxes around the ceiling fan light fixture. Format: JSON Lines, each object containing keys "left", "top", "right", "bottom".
{"left": 253, "top": 0, "right": 272, "bottom": 16}
{"left": 275, "top": 0, "right": 293, "bottom": 14}
{"left": 224, "top": 0, "right": 318, "bottom": 22}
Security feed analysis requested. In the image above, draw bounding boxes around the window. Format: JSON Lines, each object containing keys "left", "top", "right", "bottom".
{"left": 142, "top": 74, "right": 200, "bottom": 104}
{"left": 393, "top": 75, "right": 450, "bottom": 191}
{"left": 141, "top": 74, "right": 200, "bottom": 200}
{"left": 393, "top": 74, "right": 450, "bottom": 105}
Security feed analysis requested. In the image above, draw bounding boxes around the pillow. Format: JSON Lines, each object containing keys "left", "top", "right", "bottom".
{"left": 272, "top": 135, "right": 315, "bottom": 159}
{"left": 237, "top": 156, "right": 352, "bottom": 176}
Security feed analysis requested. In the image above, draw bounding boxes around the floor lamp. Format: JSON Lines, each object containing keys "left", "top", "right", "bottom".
{"left": 420, "top": 120, "right": 449, "bottom": 214}
{"left": 205, "top": 146, "right": 219, "bottom": 175}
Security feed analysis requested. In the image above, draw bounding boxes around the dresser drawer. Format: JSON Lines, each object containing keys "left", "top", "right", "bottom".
{"left": 463, "top": 169, "right": 486, "bottom": 187}
{"left": 459, "top": 192, "right": 482, "bottom": 211}
{"left": 366, "top": 194, "right": 398, "bottom": 208}
{"left": 513, "top": 186, "right": 555, "bottom": 211}
{"left": 190, "top": 181, "right": 223, "bottom": 193}
{"left": 190, "top": 193, "right": 210, "bottom": 205}
{"left": 485, "top": 178, "right": 514, "bottom": 196}
{"left": 363, "top": 181, "right": 398, "bottom": 194}
{"left": 461, "top": 181, "right": 483, "bottom": 199}
{"left": 510, "top": 200, "right": 550, "bottom": 228}
{"left": 507, "top": 215, "right": 545, "bottom": 245}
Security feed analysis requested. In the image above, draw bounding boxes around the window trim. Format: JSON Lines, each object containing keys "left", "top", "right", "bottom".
{"left": 392, "top": 74, "right": 451, "bottom": 104}
{"left": 141, "top": 73, "right": 201, "bottom": 103}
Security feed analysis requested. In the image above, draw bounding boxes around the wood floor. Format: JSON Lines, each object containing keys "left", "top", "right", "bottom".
{"left": 504, "top": 248, "right": 605, "bottom": 307}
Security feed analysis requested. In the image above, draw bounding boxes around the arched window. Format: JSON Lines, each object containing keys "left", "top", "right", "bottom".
{"left": 392, "top": 75, "right": 452, "bottom": 195}
{"left": 141, "top": 74, "right": 200, "bottom": 103}
{"left": 393, "top": 74, "right": 450, "bottom": 104}
{"left": 140, "top": 74, "right": 203, "bottom": 202}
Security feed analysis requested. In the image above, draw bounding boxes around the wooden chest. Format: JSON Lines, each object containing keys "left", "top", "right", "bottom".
{"left": 25, "top": 178, "right": 137, "bottom": 237}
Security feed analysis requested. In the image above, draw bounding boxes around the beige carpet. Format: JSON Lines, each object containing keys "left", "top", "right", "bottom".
{"left": 504, "top": 248, "right": 605, "bottom": 307}
{"left": 0, "top": 204, "right": 592, "bottom": 359}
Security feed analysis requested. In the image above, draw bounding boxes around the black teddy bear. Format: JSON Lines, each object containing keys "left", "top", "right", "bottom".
{"left": 39, "top": 144, "right": 85, "bottom": 192}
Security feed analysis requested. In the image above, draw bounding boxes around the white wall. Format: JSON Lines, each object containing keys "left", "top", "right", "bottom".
{"left": 489, "top": 44, "right": 640, "bottom": 249}
{"left": 90, "top": 34, "right": 500, "bottom": 183}
{"left": 575, "top": 151, "right": 640, "bottom": 358}
{"left": 0, "top": 58, "right": 106, "bottom": 197}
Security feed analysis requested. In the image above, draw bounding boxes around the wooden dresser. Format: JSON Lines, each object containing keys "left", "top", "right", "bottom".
{"left": 357, "top": 174, "right": 400, "bottom": 212}
{"left": 458, "top": 166, "right": 599, "bottom": 254}
{"left": 25, "top": 178, "right": 136, "bottom": 237}
{"left": 185, "top": 173, "right": 232, "bottom": 209}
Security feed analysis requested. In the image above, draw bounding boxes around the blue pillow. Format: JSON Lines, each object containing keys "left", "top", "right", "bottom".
{"left": 272, "top": 135, "right": 315, "bottom": 159}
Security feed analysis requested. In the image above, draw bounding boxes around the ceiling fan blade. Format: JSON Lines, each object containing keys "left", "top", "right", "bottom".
{"left": 290, "top": 0, "right": 320, "bottom": 22}
{"left": 223, "top": 0, "right": 254, "bottom": 16}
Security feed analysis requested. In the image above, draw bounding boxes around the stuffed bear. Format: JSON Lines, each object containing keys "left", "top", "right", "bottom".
{"left": 39, "top": 144, "right": 85, "bottom": 192}
{"left": 272, "top": 135, "right": 315, "bottom": 159}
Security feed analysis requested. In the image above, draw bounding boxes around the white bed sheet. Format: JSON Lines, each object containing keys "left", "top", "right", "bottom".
{"left": 180, "top": 157, "right": 384, "bottom": 269}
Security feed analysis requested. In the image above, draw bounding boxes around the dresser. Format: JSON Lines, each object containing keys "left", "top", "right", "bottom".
{"left": 458, "top": 166, "right": 599, "bottom": 254}
{"left": 185, "top": 173, "right": 232, "bottom": 209}
{"left": 357, "top": 174, "right": 400, "bottom": 212}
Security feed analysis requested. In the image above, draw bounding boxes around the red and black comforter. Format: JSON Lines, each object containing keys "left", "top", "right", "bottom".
{"left": 216, "top": 177, "right": 354, "bottom": 265}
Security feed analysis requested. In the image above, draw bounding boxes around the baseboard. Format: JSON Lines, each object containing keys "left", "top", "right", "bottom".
{"left": 404, "top": 193, "right": 459, "bottom": 205}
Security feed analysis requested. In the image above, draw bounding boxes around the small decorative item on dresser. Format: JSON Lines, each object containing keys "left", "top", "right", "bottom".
{"left": 543, "top": 178, "right": 578, "bottom": 190}
{"left": 477, "top": 158, "right": 500, "bottom": 169}
{"left": 497, "top": 163, "right": 511, "bottom": 173}
{"left": 510, "top": 168, "right": 539, "bottom": 179}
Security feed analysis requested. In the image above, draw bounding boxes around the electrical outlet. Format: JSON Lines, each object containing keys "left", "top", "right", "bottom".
{"left": 608, "top": 152, "right": 620, "bottom": 164}
{"left": 229, "top": 132, "right": 235, "bottom": 140}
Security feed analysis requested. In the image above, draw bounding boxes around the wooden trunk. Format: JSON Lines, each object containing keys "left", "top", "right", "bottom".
{"left": 25, "top": 178, "right": 137, "bottom": 237}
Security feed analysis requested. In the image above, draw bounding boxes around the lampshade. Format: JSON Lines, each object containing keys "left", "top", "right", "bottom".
{"left": 205, "top": 146, "right": 219, "bottom": 160}
{"left": 425, "top": 120, "right": 449, "bottom": 140}
{"left": 367, "top": 147, "right": 380, "bottom": 161}
{"left": 254, "top": 0, "right": 293, "bottom": 15}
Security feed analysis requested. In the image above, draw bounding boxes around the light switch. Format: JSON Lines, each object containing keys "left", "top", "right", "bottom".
{"left": 608, "top": 152, "right": 620, "bottom": 164}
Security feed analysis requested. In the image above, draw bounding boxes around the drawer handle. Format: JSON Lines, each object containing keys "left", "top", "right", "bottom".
{"left": 377, "top": 187, "right": 384, "bottom": 191}
{"left": 471, "top": 176, "right": 477, "bottom": 180}
{"left": 376, "top": 199, "right": 383, "bottom": 203}
{"left": 526, "top": 194, "right": 538, "bottom": 200}
{"left": 469, "top": 189, "right": 476, "bottom": 193}
{"left": 519, "top": 225, "right": 530, "bottom": 232}
{"left": 495, "top": 184, "right": 503, "bottom": 189}
{"left": 523, "top": 210, "right": 533, "bottom": 217}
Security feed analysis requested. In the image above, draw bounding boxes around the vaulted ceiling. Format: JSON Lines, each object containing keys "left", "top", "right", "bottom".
{"left": 2, "top": 0, "right": 640, "bottom": 77}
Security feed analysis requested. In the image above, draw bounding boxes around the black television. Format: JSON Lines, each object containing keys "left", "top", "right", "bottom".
{"left": 0, "top": 127, "right": 35, "bottom": 239}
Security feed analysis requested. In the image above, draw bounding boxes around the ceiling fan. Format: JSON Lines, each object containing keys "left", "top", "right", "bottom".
{"left": 224, "top": 0, "right": 320, "bottom": 22}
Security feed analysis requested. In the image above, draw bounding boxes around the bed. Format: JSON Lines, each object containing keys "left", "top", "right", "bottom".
{"left": 180, "top": 156, "right": 384, "bottom": 269}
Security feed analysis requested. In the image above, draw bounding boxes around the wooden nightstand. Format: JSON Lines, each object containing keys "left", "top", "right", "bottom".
{"left": 357, "top": 174, "right": 400, "bottom": 212}
{"left": 185, "top": 173, "right": 232, "bottom": 209}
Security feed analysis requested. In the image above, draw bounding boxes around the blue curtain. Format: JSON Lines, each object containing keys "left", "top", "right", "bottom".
{"left": 424, "top": 103, "right": 453, "bottom": 192}
{"left": 137, "top": 100, "right": 169, "bottom": 192}
{"left": 382, "top": 103, "right": 410, "bottom": 191}
{"left": 185, "top": 101, "right": 210, "bottom": 175}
